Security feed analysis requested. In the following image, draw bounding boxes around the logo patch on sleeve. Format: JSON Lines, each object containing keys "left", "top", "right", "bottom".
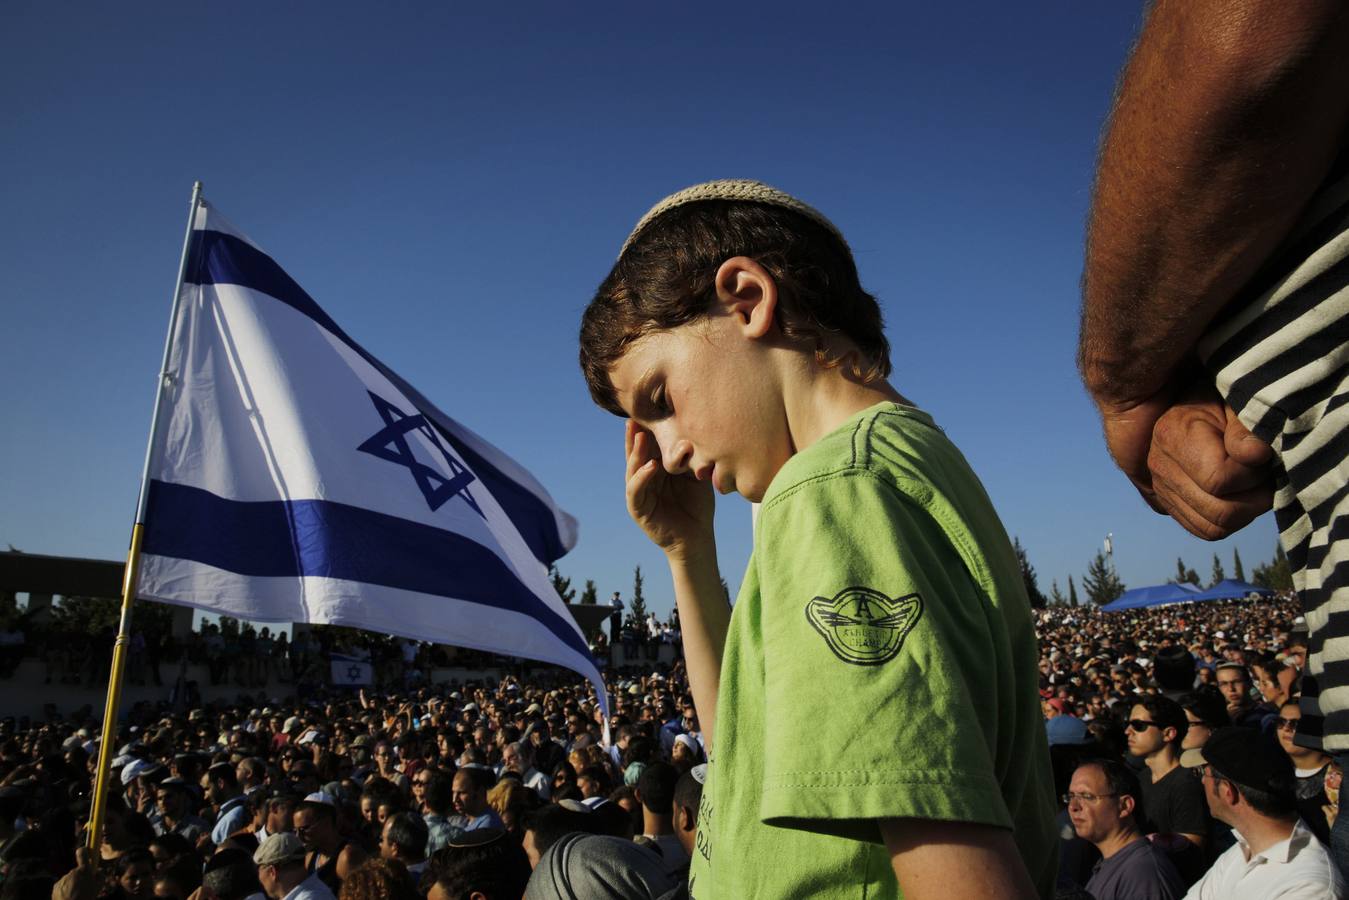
{"left": 805, "top": 587, "right": 924, "bottom": 665}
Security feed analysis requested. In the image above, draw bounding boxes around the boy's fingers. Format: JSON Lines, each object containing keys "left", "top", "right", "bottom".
{"left": 625, "top": 428, "right": 639, "bottom": 479}
{"left": 626, "top": 459, "right": 659, "bottom": 517}
{"left": 633, "top": 457, "right": 659, "bottom": 491}
{"left": 630, "top": 429, "right": 663, "bottom": 481}
{"left": 627, "top": 431, "right": 649, "bottom": 481}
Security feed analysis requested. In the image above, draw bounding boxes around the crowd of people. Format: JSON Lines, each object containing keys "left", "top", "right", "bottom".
{"left": 1038, "top": 594, "right": 1343, "bottom": 897}
{"left": 0, "top": 655, "right": 707, "bottom": 900}
{"left": 0, "top": 592, "right": 1339, "bottom": 898}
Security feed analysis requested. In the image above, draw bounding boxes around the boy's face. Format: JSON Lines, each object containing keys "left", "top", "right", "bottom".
{"left": 609, "top": 314, "right": 790, "bottom": 503}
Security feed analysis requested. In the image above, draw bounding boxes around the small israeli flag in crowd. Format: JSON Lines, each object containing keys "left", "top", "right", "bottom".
{"left": 137, "top": 200, "right": 603, "bottom": 709}
{"left": 330, "top": 652, "right": 374, "bottom": 687}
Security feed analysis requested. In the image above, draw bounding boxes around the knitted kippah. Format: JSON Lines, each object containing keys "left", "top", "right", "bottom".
{"left": 619, "top": 179, "right": 847, "bottom": 258}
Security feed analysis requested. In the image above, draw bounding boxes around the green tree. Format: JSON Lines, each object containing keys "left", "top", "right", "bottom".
{"left": 1049, "top": 579, "right": 1066, "bottom": 607}
{"left": 549, "top": 565, "right": 576, "bottom": 603}
{"left": 1210, "top": 553, "right": 1226, "bottom": 588}
{"left": 1170, "top": 557, "right": 1200, "bottom": 586}
{"left": 579, "top": 579, "right": 598, "bottom": 605}
{"left": 1233, "top": 547, "right": 1245, "bottom": 583}
{"left": 50, "top": 595, "right": 174, "bottom": 636}
{"left": 1253, "top": 542, "right": 1294, "bottom": 592}
{"left": 1013, "top": 537, "right": 1047, "bottom": 608}
{"left": 50, "top": 595, "right": 119, "bottom": 634}
{"left": 1083, "top": 551, "right": 1125, "bottom": 606}
{"left": 630, "top": 566, "right": 648, "bottom": 629}
{"left": 1068, "top": 576, "right": 1080, "bottom": 608}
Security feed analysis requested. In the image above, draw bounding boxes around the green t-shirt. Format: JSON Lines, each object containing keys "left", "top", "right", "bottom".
{"left": 687, "top": 403, "right": 1057, "bottom": 899}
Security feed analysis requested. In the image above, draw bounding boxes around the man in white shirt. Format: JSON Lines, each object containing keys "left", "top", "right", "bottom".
{"left": 1181, "top": 727, "right": 1344, "bottom": 899}
{"left": 254, "top": 832, "right": 334, "bottom": 900}
{"left": 500, "top": 741, "right": 550, "bottom": 800}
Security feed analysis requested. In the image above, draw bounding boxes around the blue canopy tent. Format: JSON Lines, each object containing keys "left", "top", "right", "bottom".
{"left": 1188, "top": 578, "right": 1276, "bottom": 602}
{"left": 1100, "top": 582, "right": 1202, "bottom": 612}
{"left": 1100, "top": 579, "right": 1273, "bottom": 612}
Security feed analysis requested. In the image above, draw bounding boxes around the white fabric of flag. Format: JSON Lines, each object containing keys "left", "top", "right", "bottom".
{"left": 137, "top": 201, "right": 603, "bottom": 711}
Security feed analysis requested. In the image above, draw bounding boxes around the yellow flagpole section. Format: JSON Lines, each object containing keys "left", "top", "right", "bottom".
{"left": 86, "top": 181, "right": 202, "bottom": 852}
{"left": 86, "top": 523, "right": 146, "bottom": 851}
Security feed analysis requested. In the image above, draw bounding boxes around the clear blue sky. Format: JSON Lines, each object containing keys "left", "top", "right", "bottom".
{"left": 1, "top": 3, "right": 1280, "bottom": 619}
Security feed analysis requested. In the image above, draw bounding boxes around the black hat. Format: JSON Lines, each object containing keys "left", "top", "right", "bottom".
{"left": 1180, "top": 727, "right": 1295, "bottom": 801}
{"left": 1154, "top": 646, "right": 1196, "bottom": 691}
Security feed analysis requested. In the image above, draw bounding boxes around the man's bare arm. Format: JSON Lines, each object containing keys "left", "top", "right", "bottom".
{"left": 880, "top": 819, "right": 1038, "bottom": 900}
{"left": 1081, "top": 0, "right": 1349, "bottom": 490}
{"left": 1082, "top": 0, "right": 1349, "bottom": 404}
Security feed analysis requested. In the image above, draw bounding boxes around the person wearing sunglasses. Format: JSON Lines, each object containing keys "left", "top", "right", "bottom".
{"left": 410, "top": 768, "right": 436, "bottom": 815}
{"left": 1276, "top": 700, "right": 1334, "bottom": 844}
{"left": 1181, "top": 727, "right": 1343, "bottom": 898}
{"left": 1178, "top": 691, "right": 1229, "bottom": 753}
{"left": 1065, "top": 759, "right": 1184, "bottom": 900}
{"left": 1125, "top": 696, "right": 1210, "bottom": 883}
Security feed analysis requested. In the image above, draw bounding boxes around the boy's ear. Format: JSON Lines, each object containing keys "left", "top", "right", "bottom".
{"left": 677, "top": 805, "right": 694, "bottom": 831}
{"left": 713, "top": 256, "right": 777, "bottom": 339}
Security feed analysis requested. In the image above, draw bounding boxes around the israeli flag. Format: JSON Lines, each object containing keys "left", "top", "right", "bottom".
{"left": 330, "top": 653, "right": 373, "bottom": 687}
{"left": 137, "top": 200, "right": 603, "bottom": 711}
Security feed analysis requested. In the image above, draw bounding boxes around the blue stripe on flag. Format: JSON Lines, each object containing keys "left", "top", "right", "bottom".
{"left": 184, "top": 229, "right": 571, "bottom": 565}
{"left": 142, "top": 479, "right": 591, "bottom": 663}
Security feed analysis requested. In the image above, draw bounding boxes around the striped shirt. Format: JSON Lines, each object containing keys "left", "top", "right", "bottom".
{"left": 1198, "top": 156, "right": 1349, "bottom": 752}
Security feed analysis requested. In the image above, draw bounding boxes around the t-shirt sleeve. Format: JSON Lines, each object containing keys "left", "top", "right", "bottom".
{"left": 754, "top": 468, "right": 1015, "bottom": 843}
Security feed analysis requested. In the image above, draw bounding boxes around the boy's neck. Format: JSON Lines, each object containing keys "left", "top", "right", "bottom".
{"left": 784, "top": 359, "right": 910, "bottom": 453}
{"left": 1144, "top": 746, "right": 1179, "bottom": 780}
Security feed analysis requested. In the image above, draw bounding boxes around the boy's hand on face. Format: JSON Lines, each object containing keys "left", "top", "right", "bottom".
{"left": 625, "top": 420, "right": 714, "bottom": 559}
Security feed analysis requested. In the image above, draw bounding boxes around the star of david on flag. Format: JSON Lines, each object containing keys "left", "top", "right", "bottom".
{"left": 134, "top": 199, "right": 602, "bottom": 713}
{"left": 357, "top": 391, "right": 483, "bottom": 517}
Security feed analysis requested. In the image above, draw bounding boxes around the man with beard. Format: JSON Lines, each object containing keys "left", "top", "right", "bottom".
{"left": 292, "top": 796, "right": 364, "bottom": 895}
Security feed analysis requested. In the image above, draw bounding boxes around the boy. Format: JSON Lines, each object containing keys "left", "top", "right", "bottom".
{"left": 579, "top": 180, "right": 1057, "bottom": 898}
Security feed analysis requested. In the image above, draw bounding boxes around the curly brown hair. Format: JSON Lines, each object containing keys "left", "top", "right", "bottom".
{"left": 337, "top": 859, "right": 417, "bottom": 900}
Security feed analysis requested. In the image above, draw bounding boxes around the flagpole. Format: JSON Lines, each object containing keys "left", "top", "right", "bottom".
{"left": 87, "top": 181, "right": 203, "bottom": 852}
